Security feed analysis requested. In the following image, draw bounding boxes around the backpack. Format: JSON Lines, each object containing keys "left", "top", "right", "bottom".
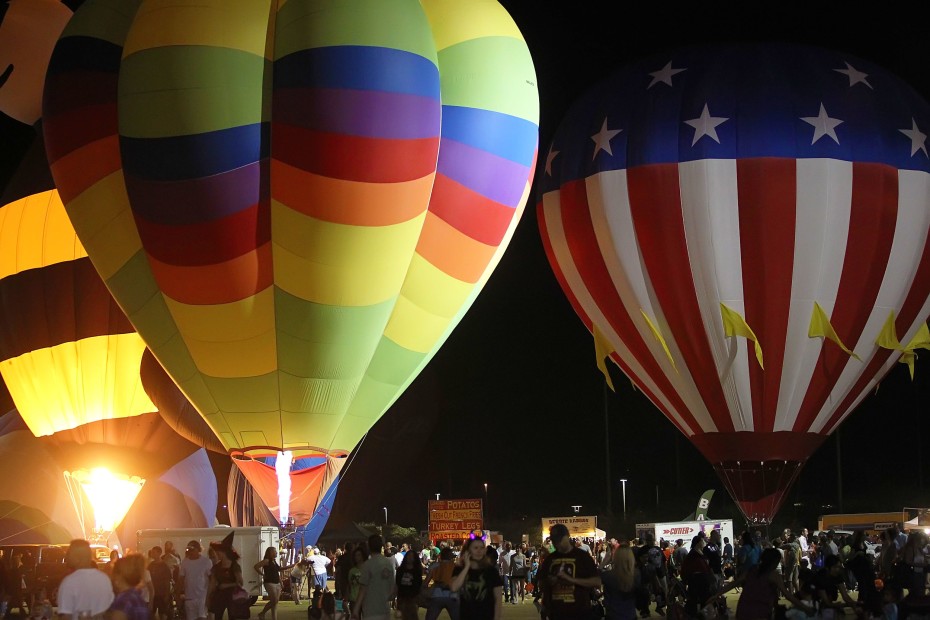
{"left": 647, "top": 547, "right": 666, "bottom": 577}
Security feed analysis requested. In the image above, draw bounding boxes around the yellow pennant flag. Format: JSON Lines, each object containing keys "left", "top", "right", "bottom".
{"left": 720, "top": 303, "right": 764, "bottom": 369}
{"left": 640, "top": 310, "right": 677, "bottom": 371}
{"left": 874, "top": 311, "right": 902, "bottom": 351}
{"left": 900, "top": 323, "right": 930, "bottom": 380}
{"left": 808, "top": 302, "right": 860, "bottom": 361}
{"left": 593, "top": 324, "right": 616, "bottom": 392}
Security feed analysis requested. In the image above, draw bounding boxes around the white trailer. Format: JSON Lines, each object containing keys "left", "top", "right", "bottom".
{"left": 654, "top": 519, "right": 734, "bottom": 550}
{"left": 137, "top": 526, "right": 280, "bottom": 598}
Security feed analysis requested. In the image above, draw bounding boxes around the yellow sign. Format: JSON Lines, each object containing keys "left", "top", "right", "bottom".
{"left": 541, "top": 515, "right": 598, "bottom": 538}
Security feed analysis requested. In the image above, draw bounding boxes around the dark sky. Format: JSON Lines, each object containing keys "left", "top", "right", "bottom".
{"left": 326, "top": 3, "right": 930, "bottom": 538}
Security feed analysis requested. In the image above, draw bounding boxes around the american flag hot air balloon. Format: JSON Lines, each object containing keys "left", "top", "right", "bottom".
{"left": 538, "top": 44, "right": 930, "bottom": 523}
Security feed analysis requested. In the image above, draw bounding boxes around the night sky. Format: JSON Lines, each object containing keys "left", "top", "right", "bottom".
{"left": 325, "top": 3, "right": 930, "bottom": 538}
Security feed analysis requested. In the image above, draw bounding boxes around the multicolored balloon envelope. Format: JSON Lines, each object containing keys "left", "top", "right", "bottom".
{"left": 43, "top": 0, "right": 539, "bottom": 488}
{"left": 539, "top": 44, "right": 930, "bottom": 523}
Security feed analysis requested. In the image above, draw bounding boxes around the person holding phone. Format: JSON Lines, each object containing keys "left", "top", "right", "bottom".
{"left": 450, "top": 535, "right": 502, "bottom": 620}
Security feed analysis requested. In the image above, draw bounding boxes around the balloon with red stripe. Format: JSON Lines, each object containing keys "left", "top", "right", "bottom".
{"left": 538, "top": 43, "right": 930, "bottom": 523}
{"left": 43, "top": 0, "right": 538, "bottom": 523}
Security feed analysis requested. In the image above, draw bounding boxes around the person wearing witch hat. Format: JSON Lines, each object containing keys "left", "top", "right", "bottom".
{"left": 207, "top": 532, "right": 245, "bottom": 620}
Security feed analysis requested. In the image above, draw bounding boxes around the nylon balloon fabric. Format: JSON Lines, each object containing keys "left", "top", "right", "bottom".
{"left": 43, "top": 0, "right": 539, "bottom": 463}
{"left": 538, "top": 43, "right": 930, "bottom": 523}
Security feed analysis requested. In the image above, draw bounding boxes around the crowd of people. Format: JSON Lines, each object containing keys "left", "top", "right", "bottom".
{"left": 7, "top": 523, "right": 930, "bottom": 620}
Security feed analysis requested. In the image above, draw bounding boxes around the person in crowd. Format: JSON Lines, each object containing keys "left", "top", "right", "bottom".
{"left": 781, "top": 534, "right": 801, "bottom": 595}
{"left": 450, "top": 536, "right": 502, "bottom": 620}
{"left": 147, "top": 547, "right": 172, "bottom": 620}
{"left": 635, "top": 533, "right": 666, "bottom": 617}
{"left": 395, "top": 548, "right": 423, "bottom": 620}
{"left": 901, "top": 530, "right": 929, "bottom": 596}
{"left": 880, "top": 528, "right": 898, "bottom": 584}
{"left": 103, "top": 550, "right": 121, "bottom": 580}
{"left": 319, "top": 591, "right": 337, "bottom": 620}
{"left": 509, "top": 545, "right": 529, "bottom": 604}
{"left": 206, "top": 533, "right": 243, "bottom": 620}
{"left": 813, "top": 555, "right": 858, "bottom": 619}
{"left": 679, "top": 536, "right": 715, "bottom": 618}
{"left": 672, "top": 540, "right": 688, "bottom": 574}
{"left": 288, "top": 559, "right": 309, "bottom": 604}
{"left": 722, "top": 537, "right": 733, "bottom": 564}
{"left": 352, "top": 535, "right": 396, "bottom": 620}
{"left": 845, "top": 531, "right": 881, "bottom": 617}
{"left": 254, "top": 547, "right": 282, "bottom": 620}
{"left": 308, "top": 548, "right": 332, "bottom": 593}
{"left": 56, "top": 539, "right": 114, "bottom": 620}
{"left": 163, "top": 542, "right": 181, "bottom": 583}
{"left": 537, "top": 524, "right": 597, "bottom": 620}
{"left": 736, "top": 531, "right": 760, "bottom": 577}
{"left": 423, "top": 546, "right": 460, "bottom": 620}
{"left": 498, "top": 542, "right": 514, "bottom": 604}
{"left": 345, "top": 545, "right": 369, "bottom": 617}
{"left": 712, "top": 547, "right": 805, "bottom": 620}
{"left": 108, "top": 554, "right": 150, "bottom": 620}
{"left": 797, "top": 529, "right": 810, "bottom": 558}
{"left": 600, "top": 544, "right": 637, "bottom": 620}
{"left": 178, "top": 540, "right": 213, "bottom": 620}
{"left": 335, "top": 543, "right": 356, "bottom": 601}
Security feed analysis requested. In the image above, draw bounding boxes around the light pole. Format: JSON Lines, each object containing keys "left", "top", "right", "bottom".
{"left": 383, "top": 506, "right": 388, "bottom": 526}
{"left": 435, "top": 493, "right": 441, "bottom": 500}
{"left": 571, "top": 505, "right": 582, "bottom": 514}
{"left": 483, "top": 483, "right": 489, "bottom": 523}
{"left": 620, "top": 479, "right": 628, "bottom": 522}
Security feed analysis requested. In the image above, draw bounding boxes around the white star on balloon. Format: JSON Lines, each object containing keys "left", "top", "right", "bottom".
{"left": 684, "top": 104, "right": 728, "bottom": 146}
{"left": 648, "top": 61, "right": 687, "bottom": 89}
{"left": 900, "top": 118, "right": 928, "bottom": 158}
{"left": 834, "top": 62, "right": 873, "bottom": 89}
{"left": 545, "top": 147, "right": 560, "bottom": 176}
{"left": 801, "top": 103, "right": 844, "bottom": 145}
{"left": 590, "top": 118, "right": 622, "bottom": 159}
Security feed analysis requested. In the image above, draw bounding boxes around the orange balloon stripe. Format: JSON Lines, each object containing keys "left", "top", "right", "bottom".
{"left": 50, "top": 135, "right": 121, "bottom": 205}
{"left": 270, "top": 159, "right": 431, "bottom": 226}
{"left": 414, "top": 212, "right": 495, "bottom": 284}
{"left": 147, "top": 243, "right": 273, "bottom": 306}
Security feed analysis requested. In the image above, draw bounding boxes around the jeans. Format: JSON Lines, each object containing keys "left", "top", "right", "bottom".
{"left": 424, "top": 592, "right": 460, "bottom": 620}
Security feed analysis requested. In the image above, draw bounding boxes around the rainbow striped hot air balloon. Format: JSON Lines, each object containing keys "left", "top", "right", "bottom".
{"left": 43, "top": 0, "right": 539, "bottom": 523}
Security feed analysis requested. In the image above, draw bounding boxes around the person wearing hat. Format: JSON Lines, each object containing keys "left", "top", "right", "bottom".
{"left": 307, "top": 548, "right": 332, "bottom": 593}
{"left": 179, "top": 540, "right": 214, "bottom": 620}
{"left": 206, "top": 533, "right": 244, "bottom": 620}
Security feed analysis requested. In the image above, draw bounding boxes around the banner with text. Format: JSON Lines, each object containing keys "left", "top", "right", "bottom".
{"left": 428, "top": 499, "right": 483, "bottom": 541}
{"left": 541, "top": 515, "right": 598, "bottom": 539}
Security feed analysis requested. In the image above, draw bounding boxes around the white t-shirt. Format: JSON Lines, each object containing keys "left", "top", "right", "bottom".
{"left": 394, "top": 552, "right": 404, "bottom": 568}
{"left": 57, "top": 568, "right": 114, "bottom": 618}
{"left": 180, "top": 555, "right": 215, "bottom": 604}
{"left": 360, "top": 554, "right": 396, "bottom": 618}
{"left": 309, "top": 555, "right": 331, "bottom": 576}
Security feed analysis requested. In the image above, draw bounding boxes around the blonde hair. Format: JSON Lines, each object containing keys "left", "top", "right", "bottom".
{"left": 611, "top": 546, "right": 635, "bottom": 592}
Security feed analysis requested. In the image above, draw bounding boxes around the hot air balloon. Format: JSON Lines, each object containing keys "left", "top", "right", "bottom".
{"left": 0, "top": 410, "right": 84, "bottom": 543}
{"left": 0, "top": 0, "right": 79, "bottom": 190}
{"left": 43, "top": 0, "right": 539, "bottom": 521}
{"left": 115, "top": 448, "right": 219, "bottom": 545}
{"left": 0, "top": 189, "right": 203, "bottom": 537}
{"left": 538, "top": 43, "right": 930, "bottom": 523}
